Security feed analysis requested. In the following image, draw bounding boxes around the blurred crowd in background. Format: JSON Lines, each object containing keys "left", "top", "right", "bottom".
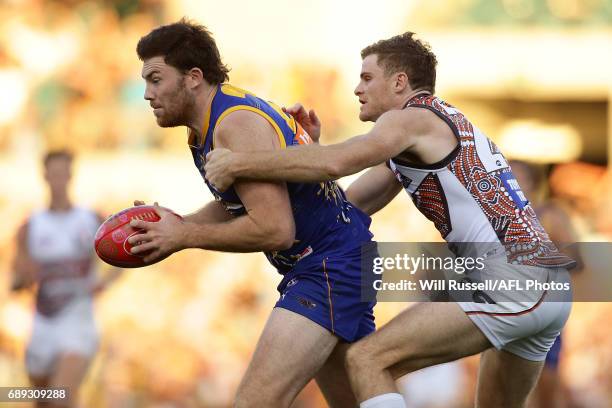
{"left": 1, "top": 0, "right": 612, "bottom": 407}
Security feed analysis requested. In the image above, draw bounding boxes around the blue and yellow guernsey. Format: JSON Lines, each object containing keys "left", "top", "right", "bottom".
{"left": 189, "top": 84, "right": 373, "bottom": 273}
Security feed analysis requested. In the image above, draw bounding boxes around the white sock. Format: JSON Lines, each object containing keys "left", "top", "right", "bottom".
{"left": 360, "top": 393, "right": 406, "bottom": 408}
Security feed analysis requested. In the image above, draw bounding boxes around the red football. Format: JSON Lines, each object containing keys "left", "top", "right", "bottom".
{"left": 94, "top": 205, "right": 171, "bottom": 268}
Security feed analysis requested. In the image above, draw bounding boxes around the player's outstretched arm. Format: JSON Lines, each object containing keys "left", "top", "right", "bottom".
{"left": 133, "top": 199, "right": 233, "bottom": 224}
{"left": 346, "top": 163, "right": 403, "bottom": 216}
{"left": 182, "top": 200, "right": 235, "bottom": 224}
{"left": 204, "top": 108, "right": 423, "bottom": 191}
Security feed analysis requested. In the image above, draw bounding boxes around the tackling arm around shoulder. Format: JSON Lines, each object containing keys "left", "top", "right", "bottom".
{"left": 204, "top": 109, "right": 418, "bottom": 191}
{"left": 182, "top": 110, "right": 296, "bottom": 252}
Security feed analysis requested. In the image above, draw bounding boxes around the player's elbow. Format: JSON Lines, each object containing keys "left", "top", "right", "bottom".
{"left": 262, "top": 222, "right": 295, "bottom": 251}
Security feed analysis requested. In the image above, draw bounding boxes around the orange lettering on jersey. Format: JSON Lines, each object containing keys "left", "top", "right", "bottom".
{"left": 293, "top": 123, "right": 313, "bottom": 145}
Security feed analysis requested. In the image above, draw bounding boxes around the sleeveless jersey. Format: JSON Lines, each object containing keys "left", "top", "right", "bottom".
{"left": 27, "top": 207, "right": 99, "bottom": 316}
{"left": 189, "top": 84, "right": 373, "bottom": 273}
{"left": 389, "top": 95, "right": 575, "bottom": 269}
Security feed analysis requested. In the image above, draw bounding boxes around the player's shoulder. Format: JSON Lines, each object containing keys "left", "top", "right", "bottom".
{"left": 376, "top": 106, "right": 440, "bottom": 135}
{"left": 27, "top": 208, "right": 47, "bottom": 224}
{"left": 215, "top": 109, "right": 280, "bottom": 151}
{"left": 216, "top": 105, "right": 273, "bottom": 135}
{"left": 403, "top": 101, "right": 456, "bottom": 138}
{"left": 215, "top": 84, "right": 262, "bottom": 112}
{"left": 218, "top": 83, "right": 259, "bottom": 100}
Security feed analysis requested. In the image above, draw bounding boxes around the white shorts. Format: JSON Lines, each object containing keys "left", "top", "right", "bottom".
{"left": 26, "top": 298, "right": 99, "bottom": 377}
{"left": 455, "top": 256, "right": 572, "bottom": 361}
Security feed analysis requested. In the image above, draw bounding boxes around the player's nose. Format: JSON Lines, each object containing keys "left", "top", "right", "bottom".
{"left": 144, "top": 86, "right": 153, "bottom": 101}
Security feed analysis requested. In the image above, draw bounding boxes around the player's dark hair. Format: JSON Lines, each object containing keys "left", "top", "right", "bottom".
{"left": 43, "top": 149, "right": 73, "bottom": 167}
{"left": 137, "top": 18, "right": 230, "bottom": 84}
{"left": 361, "top": 32, "right": 437, "bottom": 93}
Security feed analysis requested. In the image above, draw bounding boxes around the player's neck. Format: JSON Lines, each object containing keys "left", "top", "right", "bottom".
{"left": 399, "top": 88, "right": 432, "bottom": 108}
{"left": 188, "top": 82, "right": 217, "bottom": 136}
{"left": 49, "top": 192, "right": 72, "bottom": 212}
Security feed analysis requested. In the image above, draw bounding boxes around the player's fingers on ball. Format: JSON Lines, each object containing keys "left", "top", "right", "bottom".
{"left": 134, "top": 200, "right": 146, "bottom": 206}
{"left": 127, "top": 232, "right": 149, "bottom": 245}
{"left": 131, "top": 241, "right": 155, "bottom": 254}
{"left": 130, "top": 219, "right": 150, "bottom": 230}
{"left": 152, "top": 205, "right": 170, "bottom": 218}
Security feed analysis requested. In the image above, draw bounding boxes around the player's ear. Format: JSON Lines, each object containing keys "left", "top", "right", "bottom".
{"left": 186, "top": 67, "right": 204, "bottom": 89}
{"left": 394, "top": 72, "right": 409, "bottom": 93}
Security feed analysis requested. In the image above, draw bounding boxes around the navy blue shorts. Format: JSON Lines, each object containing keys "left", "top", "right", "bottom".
{"left": 275, "top": 250, "right": 376, "bottom": 343}
{"left": 544, "top": 332, "right": 562, "bottom": 369}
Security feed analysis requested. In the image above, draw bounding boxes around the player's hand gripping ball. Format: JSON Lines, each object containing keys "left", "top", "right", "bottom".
{"left": 94, "top": 205, "right": 181, "bottom": 268}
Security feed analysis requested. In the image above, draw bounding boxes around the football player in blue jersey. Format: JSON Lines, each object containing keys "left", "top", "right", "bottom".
{"left": 129, "top": 19, "right": 376, "bottom": 408}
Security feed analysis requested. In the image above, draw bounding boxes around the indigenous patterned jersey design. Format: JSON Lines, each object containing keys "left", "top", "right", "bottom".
{"left": 389, "top": 95, "right": 575, "bottom": 269}
{"left": 189, "top": 84, "right": 373, "bottom": 273}
{"left": 27, "top": 207, "right": 99, "bottom": 316}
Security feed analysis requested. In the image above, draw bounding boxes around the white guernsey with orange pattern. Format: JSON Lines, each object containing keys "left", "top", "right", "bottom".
{"left": 389, "top": 94, "right": 575, "bottom": 269}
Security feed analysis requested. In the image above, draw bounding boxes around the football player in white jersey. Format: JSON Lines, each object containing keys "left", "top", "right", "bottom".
{"left": 11, "top": 150, "right": 121, "bottom": 408}
{"left": 204, "top": 33, "right": 575, "bottom": 408}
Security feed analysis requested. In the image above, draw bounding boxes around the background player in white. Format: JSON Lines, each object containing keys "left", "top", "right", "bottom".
{"left": 205, "top": 33, "right": 574, "bottom": 408}
{"left": 11, "top": 150, "right": 121, "bottom": 408}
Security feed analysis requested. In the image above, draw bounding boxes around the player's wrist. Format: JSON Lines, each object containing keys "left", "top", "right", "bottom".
{"left": 177, "top": 221, "right": 203, "bottom": 250}
{"left": 230, "top": 152, "right": 248, "bottom": 178}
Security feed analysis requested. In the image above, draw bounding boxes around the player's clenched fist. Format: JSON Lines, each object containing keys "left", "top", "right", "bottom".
{"left": 204, "top": 148, "right": 236, "bottom": 192}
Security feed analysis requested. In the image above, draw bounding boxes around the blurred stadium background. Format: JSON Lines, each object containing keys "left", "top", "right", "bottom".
{"left": 0, "top": 0, "right": 611, "bottom": 406}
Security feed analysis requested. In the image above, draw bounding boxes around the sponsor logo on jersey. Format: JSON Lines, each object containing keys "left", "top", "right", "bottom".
{"left": 499, "top": 170, "right": 528, "bottom": 209}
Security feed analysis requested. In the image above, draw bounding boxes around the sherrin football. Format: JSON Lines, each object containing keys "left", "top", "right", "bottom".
{"left": 94, "top": 205, "right": 177, "bottom": 268}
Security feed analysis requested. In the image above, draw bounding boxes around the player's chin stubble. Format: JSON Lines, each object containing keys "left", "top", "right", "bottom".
{"left": 158, "top": 93, "right": 194, "bottom": 128}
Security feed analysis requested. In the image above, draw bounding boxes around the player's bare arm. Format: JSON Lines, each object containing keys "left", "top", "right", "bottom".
{"left": 11, "top": 221, "right": 38, "bottom": 291}
{"left": 182, "top": 200, "right": 235, "bottom": 224}
{"left": 129, "top": 110, "right": 295, "bottom": 262}
{"left": 132, "top": 199, "right": 232, "bottom": 224}
{"left": 204, "top": 107, "right": 434, "bottom": 191}
{"left": 345, "top": 164, "right": 402, "bottom": 216}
